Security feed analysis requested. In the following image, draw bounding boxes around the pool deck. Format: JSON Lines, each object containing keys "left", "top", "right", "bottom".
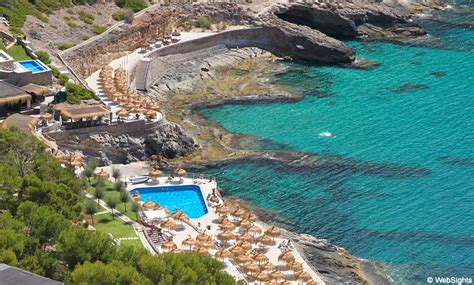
{"left": 97, "top": 163, "right": 325, "bottom": 284}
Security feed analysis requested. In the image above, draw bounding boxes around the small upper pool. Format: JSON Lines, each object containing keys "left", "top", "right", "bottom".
{"left": 18, "top": 60, "right": 48, "bottom": 73}
{"left": 130, "top": 185, "right": 208, "bottom": 219}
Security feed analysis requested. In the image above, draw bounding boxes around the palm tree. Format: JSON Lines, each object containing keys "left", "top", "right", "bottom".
{"left": 131, "top": 202, "right": 140, "bottom": 222}
{"left": 94, "top": 186, "right": 105, "bottom": 208}
{"left": 119, "top": 190, "right": 130, "bottom": 212}
{"left": 112, "top": 168, "right": 121, "bottom": 182}
{"left": 106, "top": 197, "right": 117, "bottom": 220}
{"left": 85, "top": 201, "right": 98, "bottom": 224}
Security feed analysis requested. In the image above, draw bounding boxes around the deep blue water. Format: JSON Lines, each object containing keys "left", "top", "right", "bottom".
{"left": 130, "top": 185, "right": 208, "bottom": 218}
{"left": 199, "top": 6, "right": 474, "bottom": 285}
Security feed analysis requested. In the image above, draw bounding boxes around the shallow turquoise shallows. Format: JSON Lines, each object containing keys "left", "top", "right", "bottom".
{"left": 130, "top": 185, "right": 208, "bottom": 218}
{"left": 200, "top": 6, "right": 474, "bottom": 285}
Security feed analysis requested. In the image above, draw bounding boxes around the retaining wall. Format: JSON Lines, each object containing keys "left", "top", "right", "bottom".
{"left": 45, "top": 119, "right": 163, "bottom": 142}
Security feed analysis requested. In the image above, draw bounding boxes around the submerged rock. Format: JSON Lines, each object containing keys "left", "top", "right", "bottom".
{"left": 393, "top": 83, "right": 429, "bottom": 93}
{"left": 431, "top": 71, "right": 447, "bottom": 77}
{"left": 346, "top": 58, "right": 381, "bottom": 70}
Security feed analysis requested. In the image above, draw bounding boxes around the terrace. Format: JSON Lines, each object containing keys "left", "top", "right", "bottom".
{"left": 95, "top": 163, "right": 326, "bottom": 284}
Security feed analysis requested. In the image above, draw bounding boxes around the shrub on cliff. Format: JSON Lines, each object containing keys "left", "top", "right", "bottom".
{"left": 65, "top": 82, "right": 96, "bottom": 104}
{"left": 35, "top": 50, "right": 51, "bottom": 65}
{"left": 114, "top": 0, "right": 146, "bottom": 13}
{"left": 194, "top": 16, "right": 212, "bottom": 30}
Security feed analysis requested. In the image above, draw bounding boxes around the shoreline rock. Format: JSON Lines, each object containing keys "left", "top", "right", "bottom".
{"left": 221, "top": 196, "right": 392, "bottom": 285}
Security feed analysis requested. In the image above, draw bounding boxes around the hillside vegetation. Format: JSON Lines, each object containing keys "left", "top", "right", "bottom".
{"left": 0, "top": 127, "right": 237, "bottom": 284}
{"left": 0, "top": 0, "right": 147, "bottom": 35}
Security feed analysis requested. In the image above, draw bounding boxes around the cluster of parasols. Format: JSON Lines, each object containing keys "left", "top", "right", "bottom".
{"left": 155, "top": 202, "right": 318, "bottom": 284}
{"left": 99, "top": 66, "right": 160, "bottom": 120}
{"left": 53, "top": 151, "right": 84, "bottom": 169}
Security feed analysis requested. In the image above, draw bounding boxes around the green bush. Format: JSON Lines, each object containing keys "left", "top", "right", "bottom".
{"left": 78, "top": 11, "right": 94, "bottom": 24}
{"left": 114, "top": 0, "right": 147, "bottom": 13}
{"left": 0, "top": 0, "right": 68, "bottom": 35}
{"left": 35, "top": 50, "right": 51, "bottom": 65}
{"left": 67, "top": 21, "right": 78, "bottom": 28}
{"left": 65, "top": 82, "right": 96, "bottom": 104}
{"left": 112, "top": 10, "right": 125, "bottom": 21}
{"left": 194, "top": 16, "right": 211, "bottom": 29}
{"left": 51, "top": 66, "right": 70, "bottom": 85}
{"left": 91, "top": 25, "right": 107, "bottom": 35}
{"left": 57, "top": 42, "right": 74, "bottom": 51}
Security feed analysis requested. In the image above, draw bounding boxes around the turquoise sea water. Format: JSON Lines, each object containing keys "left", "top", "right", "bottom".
{"left": 199, "top": 6, "right": 474, "bottom": 285}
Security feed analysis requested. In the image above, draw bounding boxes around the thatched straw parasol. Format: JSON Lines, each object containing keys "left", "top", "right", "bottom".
{"left": 306, "top": 280, "right": 318, "bottom": 285}
{"left": 218, "top": 231, "right": 236, "bottom": 242}
{"left": 253, "top": 252, "right": 269, "bottom": 264}
{"left": 265, "top": 226, "right": 281, "bottom": 238}
{"left": 269, "top": 270, "right": 285, "bottom": 281}
{"left": 241, "top": 212, "right": 257, "bottom": 222}
{"left": 278, "top": 251, "right": 295, "bottom": 263}
{"left": 288, "top": 261, "right": 303, "bottom": 272}
{"left": 238, "top": 219, "right": 252, "bottom": 229}
{"left": 219, "top": 222, "right": 236, "bottom": 232}
{"left": 142, "top": 200, "right": 155, "bottom": 209}
{"left": 232, "top": 206, "right": 247, "bottom": 218}
{"left": 70, "top": 160, "right": 83, "bottom": 167}
{"left": 229, "top": 246, "right": 246, "bottom": 256}
{"left": 181, "top": 236, "right": 196, "bottom": 250}
{"left": 214, "top": 248, "right": 233, "bottom": 260}
{"left": 98, "top": 170, "right": 109, "bottom": 179}
{"left": 254, "top": 271, "right": 270, "bottom": 283}
{"left": 261, "top": 262, "right": 277, "bottom": 273}
{"left": 160, "top": 219, "right": 177, "bottom": 231}
{"left": 239, "top": 232, "right": 254, "bottom": 243}
{"left": 243, "top": 262, "right": 260, "bottom": 274}
{"left": 193, "top": 247, "right": 210, "bottom": 256}
{"left": 116, "top": 109, "right": 129, "bottom": 117}
{"left": 148, "top": 168, "right": 163, "bottom": 178}
{"left": 161, "top": 239, "right": 177, "bottom": 251}
{"left": 196, "top": 232, "right": 212, "bottom": 242}
{"left": 234, "top": 254, "right": 252, "bottom": 265}
{"left": 172, "top": 168, "right": 187, "bottom": 177}
{"left": 216, "top": 204, "right": 230, "bottom": 215}
{"left": 256, "top": 234, "right": 273, "bottom": 246}
{"left": 42, "top": 113, "right": 54, "bottom": 121}
{"left": 172, "top": 211, "right": 184, "bottom": 220}
{"left": 294, "top": 271, "right": 312, "bottom": 282}
{"left": 248, "top": 225, "right": 262, "bottom": 235}
{"left": 200, "top": 240, "right": 215, "bottom": 250}
{"left": 235, "top": 240, "right": 252, "bottom": 251}
{"left": 171, "top": 248, "right": 183, "bottom": 254}
{"left": 217, "top": 216, "right": 231, "bottom": 225}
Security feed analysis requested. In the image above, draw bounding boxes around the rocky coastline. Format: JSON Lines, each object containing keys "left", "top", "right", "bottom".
{"left": 52, "top": 1, "right": 449, "bottom": 284}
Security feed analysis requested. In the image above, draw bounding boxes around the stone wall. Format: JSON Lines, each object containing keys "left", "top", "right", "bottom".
{"left": 44, "top": 119, "right": 162, "bottom": 142}
{"left": 0, "top": 69, "right": 53, "bottom": 86}
{"left": 137, "top": 26, "right": 354, "bottom": 90}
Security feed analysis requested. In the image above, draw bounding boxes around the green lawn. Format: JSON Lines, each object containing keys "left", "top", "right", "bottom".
{"left": 87, "top": 179, "right": 139, "bottom": 222}
{"left": 94, "top": 213, "right": 137, "bottom": 239}
{"left": 5, "top": 44, "right": 31, "bottom": 60}
{"left": 120, "top": 239, "right": 144, "bottom": 249}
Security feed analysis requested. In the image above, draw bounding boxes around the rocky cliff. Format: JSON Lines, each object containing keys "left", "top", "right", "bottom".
{"left": 263, "top": 1, "right": 426, "bottom": 40}
{"left": 47, "top": 122, "right": 197, "bottom": 164}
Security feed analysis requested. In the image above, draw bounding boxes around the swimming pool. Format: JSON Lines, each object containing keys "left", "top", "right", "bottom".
{"left": 130, "top": 185, "right": 208, "bottom": 219}
{"left": 18, "top": 60, "right": 47, "bottom": 73}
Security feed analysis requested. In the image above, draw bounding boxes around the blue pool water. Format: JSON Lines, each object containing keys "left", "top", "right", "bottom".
{"left": 199, "top": 5, "right": 474, "bottom": 285}
{"left": 130, "top": 185, "right": 208, "bottom": 218}
{"left": 19, "top": 60, "right": 47, "bottom": 73}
